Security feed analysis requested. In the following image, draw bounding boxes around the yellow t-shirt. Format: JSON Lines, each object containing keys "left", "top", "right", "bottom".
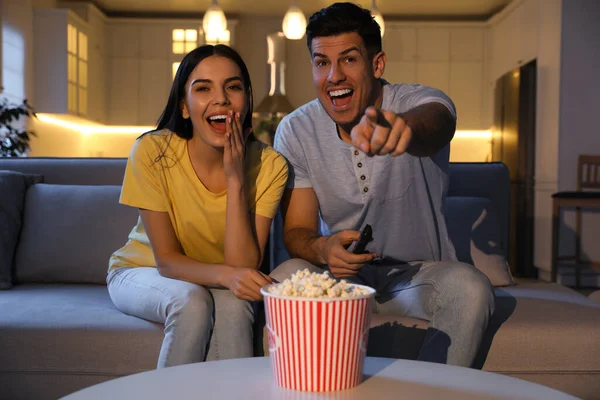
{"left": 108, "top": 129, "right": 288, "bottom": 270}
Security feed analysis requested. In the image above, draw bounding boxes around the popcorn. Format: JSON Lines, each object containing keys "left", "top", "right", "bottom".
{"left": 267, "top": 269, "right": 370, "bottom": 298}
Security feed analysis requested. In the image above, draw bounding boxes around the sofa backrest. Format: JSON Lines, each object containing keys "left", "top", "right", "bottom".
{"left": 0, "top": 157, "right": 127, "bottom": 185}
{"left": 447, "top": 162, "right": 510, "bottom": 255}
{"left": 0, "top": 158, "right": 132, "bottom": 285}
{"left": 1, "top": 158, "right": 510, "bottom": 285}
{"left": 14, "top": 184, "right": 138, "bottom": 284}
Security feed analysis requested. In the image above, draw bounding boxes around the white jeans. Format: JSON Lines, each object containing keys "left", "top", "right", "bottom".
{"left": 107, "top": 267, "right": 254, "bottom": 368}
{"left": 270, "top": 258, "right": 495, "bottom": 367}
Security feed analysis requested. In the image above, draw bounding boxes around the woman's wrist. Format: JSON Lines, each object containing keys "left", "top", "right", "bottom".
{"left": 218, "top": 265, "right": 235, "bottom": 288}
{"left": 226, "top": 177, "right": 245, "bottom": 193}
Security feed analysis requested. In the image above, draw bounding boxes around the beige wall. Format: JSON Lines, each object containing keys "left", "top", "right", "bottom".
{"left": 32, "top": 0, "right": 58, "bottom": 8}
{"left": 12, "top": 4, "right": 490, "bottom": 163}
{"left": 234, "top": 16, "right": 314, "bottom": 111}
{"left": 28, "top": 119, "right": 491, "bottom": 161}
{"left": 235, "top": 16, "right": 491, "bottom": 162}
{"left": 285, "top": 34, "right": 314, "bottom": 109}
{"left": 558, "top": 0, "right": 600, "bottom": 189}
{"left": 29, "top": 117, "right": 89, "bottom": 157}
{"left": 1, "top": 0, "right": 34, "bottom": 103}
{"left": 533, "top": 0, "right": 564, "bottom": 281}
{"left": 234, "top": 16, "right": 280, "bottom": 110}
{"left": 450, "top": 137, "right": 491, "bottom": 162}
{"left": 555, "top": 0, "right": 600, "bottom": 286}
{"left": 29, "top": 116, "right": 139, "bottom": 157}
{"left": 2, "top": 0, "right": 58, "bottom": 102}
{"left": 1, "top": 0, "right": 35, "bottom": 150}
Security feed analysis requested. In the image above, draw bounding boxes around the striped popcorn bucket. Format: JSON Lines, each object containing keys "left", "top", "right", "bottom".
{"left": 261, "top": 285, "right": 375, "bottom": 392}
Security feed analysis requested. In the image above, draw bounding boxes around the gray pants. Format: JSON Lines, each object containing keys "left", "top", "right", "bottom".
{"left": 107, "top": 267, "right": 254, "bottom": 368}
{"left": 270, "top": 259, "right": 495, "bottom": 367}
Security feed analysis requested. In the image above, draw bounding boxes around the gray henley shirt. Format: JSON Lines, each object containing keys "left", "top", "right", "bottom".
{"left": 274, "top": 81, "right": 458, "bottom": 265}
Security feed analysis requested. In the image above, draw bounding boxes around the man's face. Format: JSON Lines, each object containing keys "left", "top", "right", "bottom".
{"left": 310, "top": 32, "right": 384, "bottom": 130}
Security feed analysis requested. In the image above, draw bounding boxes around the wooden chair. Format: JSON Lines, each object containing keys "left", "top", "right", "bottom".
{"left": 551, "top": 155, "right": 600, "bottom": 287}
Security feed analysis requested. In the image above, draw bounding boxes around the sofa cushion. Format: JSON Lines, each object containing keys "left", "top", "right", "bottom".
{"left": 0, "top": 284, "right": 162, "bottom": 376}
{"left": 14, "top": 185, "right": 138, "bottom": 284}
{"left": 444, "top": 196, "right": 514, "bottom": 286}
{"left": 589, "top": 290, "right": 600, "bottom": 304}
{"left": 365, "top": 282, "right": 600, "bottom": 379}
{"left": 0, "top": 171, "right": 43, "bottom": 289}
{"left": 479, "top": 281, "right": 600, "bottom": 373}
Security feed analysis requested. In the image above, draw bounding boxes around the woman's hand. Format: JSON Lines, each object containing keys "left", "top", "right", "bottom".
{"left": 223, "top": 110, "right": 247, "bottom": 187}
{"left": 221, "top": 266, "right": 275, "bottom": 301}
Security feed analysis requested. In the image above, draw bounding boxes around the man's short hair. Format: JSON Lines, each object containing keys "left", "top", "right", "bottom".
{"left": 306, "top": 2, "right": 382, "bottom": 59}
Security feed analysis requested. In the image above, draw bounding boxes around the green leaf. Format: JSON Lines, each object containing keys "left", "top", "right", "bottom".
{"left": 0, "top": 96, "right": 36, "bottom": 157}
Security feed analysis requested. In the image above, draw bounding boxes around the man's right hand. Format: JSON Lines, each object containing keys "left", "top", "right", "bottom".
{"left": 315, "top": 230, "right": 376, "bottom": 278}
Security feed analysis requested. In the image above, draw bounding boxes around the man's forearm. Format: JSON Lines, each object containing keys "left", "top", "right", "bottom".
{"left": 401, "top": 102, "right": 456, "bottom": 157}
{"left": 284, "top": 227, "right": 327, "bottom": 268}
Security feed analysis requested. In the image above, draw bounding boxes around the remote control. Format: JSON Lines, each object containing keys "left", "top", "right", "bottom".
{"left": 353, "top": 224, "right": 372, "bottom": 254}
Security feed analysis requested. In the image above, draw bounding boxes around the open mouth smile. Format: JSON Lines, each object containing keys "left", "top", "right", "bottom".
{"left": 328, "top": 88, "right": 354, "bottom": 110}
{"left": 206, "top": 114, "right": 228, "bottom": 134}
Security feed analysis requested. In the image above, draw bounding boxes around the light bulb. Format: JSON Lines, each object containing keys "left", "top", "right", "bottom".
{"left": 370, "top": 1, "right": 385, "bottom": 37}
{"left": 203, "top": 1, "right": 227, "bottom": 40}
{"left": 282, "top": 4, "right": 307, "bottom": 40}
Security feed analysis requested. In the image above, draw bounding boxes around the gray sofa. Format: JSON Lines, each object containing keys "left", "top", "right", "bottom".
{"left": 1, "top": 157, "right": 599, "bottom": 400}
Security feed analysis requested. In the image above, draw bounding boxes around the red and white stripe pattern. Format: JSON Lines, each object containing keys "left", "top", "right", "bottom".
{"left": 264, "top": 295, "right": 373, "bottom": 392}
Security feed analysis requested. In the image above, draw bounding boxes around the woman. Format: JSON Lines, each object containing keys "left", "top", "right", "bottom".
{"left": 107, "top": 45, "right": 288, "bottom": 368}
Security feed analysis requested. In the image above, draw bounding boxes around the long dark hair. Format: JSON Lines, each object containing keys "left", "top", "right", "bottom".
{"left": 306, "top": 2, "right": 382, "bottom": 60}
{"left": 144, "top": 44, "right": 255, "bottom": 164}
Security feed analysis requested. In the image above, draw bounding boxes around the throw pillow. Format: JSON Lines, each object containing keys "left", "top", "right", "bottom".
{"left": 0, "top": 170, "right": 44, "bottom": 289}
{"left": 444, "top": 196, "right": 514, "bottom": 286}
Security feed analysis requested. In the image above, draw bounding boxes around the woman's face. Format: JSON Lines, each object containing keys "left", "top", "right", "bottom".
{"left": 181, "top": 55, "right": 249, "bottom": 148}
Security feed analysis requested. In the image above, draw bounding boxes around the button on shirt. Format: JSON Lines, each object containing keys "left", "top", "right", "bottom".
{"left": 275, "top": 82, "right": 458, "bottom": 265}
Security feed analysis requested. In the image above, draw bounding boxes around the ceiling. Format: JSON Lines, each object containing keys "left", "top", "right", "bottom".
{"left": 63, "top": 0, "right": 512, "bottom": 20}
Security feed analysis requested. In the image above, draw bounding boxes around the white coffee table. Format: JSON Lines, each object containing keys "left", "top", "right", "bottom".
{"left": 62, "top": 357, "right": 578, "bottom": 400}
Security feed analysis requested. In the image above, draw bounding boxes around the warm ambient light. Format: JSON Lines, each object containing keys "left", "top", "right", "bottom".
{"left": 205, "top": 28, "right": 231, "bottom": 44}
{"left": 38, "top": 114, "right": 491, "bottom": 140}
{"left": 37, "top": 114, "right": 155, "bottom": 136}
{"left": 202, "top": 0, "right": 227, "bottom": 41}
{"left": 282, "top": 1, "right": 307, "bottom": 40}
{"left": 454, "top": 130, "right": 493, "bottom": 139}
{"left": 370, "top": 0, "right": 385, "bottom": 37}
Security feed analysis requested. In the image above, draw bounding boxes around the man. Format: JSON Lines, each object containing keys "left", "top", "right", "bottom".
{"left": 270, "top": 2, "right": 495, "bottom": 367}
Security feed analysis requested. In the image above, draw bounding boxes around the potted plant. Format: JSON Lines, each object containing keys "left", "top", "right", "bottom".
{"left": 0, "top": 90, "right": 36, "bottom": 157}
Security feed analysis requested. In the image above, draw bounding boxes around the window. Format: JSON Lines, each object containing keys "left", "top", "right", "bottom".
{"left": 67, "top": 24, "right": 77, "bottom": 113}
{"left": 172, "top": 62, "right": 180, "bottom": 80}
{"left": 67, "top": 24, "right": 87, "bottom": 116}
{"left": 204, "top": 29, "right": 230, "bottom": 46}
{"left": 170, "top": 27, "right": 232, "bottom": 79}
{"left": 172, "top": 29, "right": 198, "bottom": 54}
{"left": 78, "top": 31, "right": 88, "bottom": 116}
